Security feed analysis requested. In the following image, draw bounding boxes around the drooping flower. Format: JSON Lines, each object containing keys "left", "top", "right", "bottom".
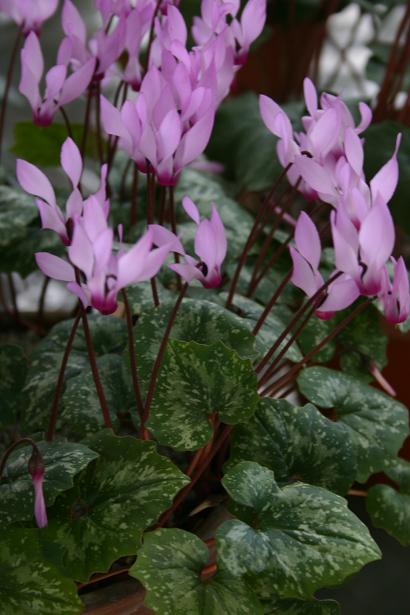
{"left": 19, "top": 32, "right": 95, "bottom": 126}
{"left": 290, "top": 212, "right": 359, "bottom": 319}
{"left": 28, "top": 449, "right": 47, "bottom": 529}
{"left": 379, "top": 257, "right": 410, "bottom": 325}
{"left": 153, "top": 196, "right": 227, "bottom": 288}
{"left": 0, "top": 0, "right": 58, "bottom": 34}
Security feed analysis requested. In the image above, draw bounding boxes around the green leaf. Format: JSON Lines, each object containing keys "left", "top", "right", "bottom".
{"left": 229, "top": 399, "right": 357, "bottom": 494}
{"left": 0, "top": 529, "right": 82, "bottom": 614}
{"left": 264, "top": 597, "right": 340, "bottom": 614}
{"left": 39, "top": 431, "right": 189, "bottom": 581}
{"left": 60, "top": 354, "right": 130, "bottom": 436}
{"left": 217, "top": 461, "right": 381, "bottom": 599}
{"left": 0, "top": 185, "right": 37, "bottom": 249}
{"left": 0, "top": 441, "right": 98, "bottom": 527}
{"left": 297, "top": 367, "right": 410, "bottom": 482}
{"left": 148, "top": 340, "right": 259, "bottom": 450}
{"left": 11, "top": 122, "right": 90, "bottom": 167}
{"left": 297, "top": 317, "right": 335, "bottom": 364}
{"left": 132, "top": 298, "right": 257, "bottom": 387}
{"left": 0, "top": 344, "right": 28, "bottom": 428}
{"left": 0, "top": 227, "right": 62, "bottom": 276}
{"left": 130, "top": 528, "right": 263, "bottom": 615}
{"left": 363, "top": 122, "right": 410, "bottom": 233}
{"left": 367, "top": 458, "right": 410, "bottom": 546}
{"left": 23, "top": 314, "right": 127, "bottom": 434}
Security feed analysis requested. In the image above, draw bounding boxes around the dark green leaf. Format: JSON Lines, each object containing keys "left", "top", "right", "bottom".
{"left": 0, "top": 185, "right": 37, "bottom": 249}
{"left": 229, "top": 399, "right": 356, "bottom": 494}
{"left": 130, "top": 528, "right": 263, "bottom": 615}
{"left": 0, "top": 529, "right": 82, "bottom": 614}
{"left": 39, "top": 431, "right": 189, "bottom": 581}
{"left": 148, "top": 340, "right": 259, "bottom": 450}
{"left": 264, "top": 597, "right": 340, "bottom": 614}
{"left": 297, "top": 367, "right": 409, "bottom": 481}
{"left": 0, "top": 344, "right": 28, "bottom": 427}
{"left": 217, "top": 462, "right": 381, "bottom": 599}
{"left": 0, "top": 441, "right": 98, "bottom": 527}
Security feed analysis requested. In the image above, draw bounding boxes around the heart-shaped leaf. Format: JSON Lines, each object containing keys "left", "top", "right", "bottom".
{"left": 217, "top": 462, "right": 381, "bottom": 599}
{"left": 147, "top": 340, "right": 259, "bottom": 450}
{"left": 229, "top": 399, "right": 357, "bottom": 494}
{"left": 130, "top": 528, "right": 263, "bottom": 615}
{"left": 297, "top": 367, "right": 409, "bottom": 482}
{"left": 38, "top": 431, "right": 189, "bottom": 581}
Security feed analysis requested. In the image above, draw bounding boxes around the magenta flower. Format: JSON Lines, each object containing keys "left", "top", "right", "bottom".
{"left": 16, "top": 138, "right": 102, "bottom": 245}
{"left": 379, "top": 257, "right": 410, "bottom": 325}
{"left": 290, "top": 212, "right": 359, "bottom": 319}
{"left": 19, "top": 32, "right": 95, "bottom": 126}
{"left": 163, "top": 196, "right": 227, "bottom": 288}
{"left": 0, "top": 0, "right": 58, "bottom": 34}
{"left": 28, "top": 451, "right": 47, "bottom": 529}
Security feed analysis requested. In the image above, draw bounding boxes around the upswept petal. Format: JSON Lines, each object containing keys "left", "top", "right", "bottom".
{"left": 294, "top": 212, "right": 321, "bottom": 269}
{"left": 61, "top": 138, "right": 83, "bottom": 188}
{"left": 16, "top": 159, "right": 56, "bottom": 206}
{"left": 35, "top": 252, "right": 75, "bottom": 282}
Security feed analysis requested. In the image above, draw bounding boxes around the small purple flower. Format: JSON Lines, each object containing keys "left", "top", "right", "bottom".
{"left": 28, "top": 450, "right": 47, "bottom": 529}
{"left": 379, "top": 257, "right": 410, "bottom": 325}
{"left": 165, "top": 196, "right": 227, "bottom": 288}
{"left": 19, "top": 32, "right": 95, "bottom": 126}
{"left": 0, "top": 0, "right": 58, "bottom": 34}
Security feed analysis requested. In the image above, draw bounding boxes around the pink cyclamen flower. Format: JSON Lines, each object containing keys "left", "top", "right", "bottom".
{"left": 379, "top": 257, "right": 410, "bottom": 325}
{"left": 16, "top": 138, "right": 100, "bottom": 245}
{"left": 28, "top": 451, "right": 47, "bottom": 529}
{"left": 0, "top": 0, "right": 58, "bottom": 34}
{"left": 19, "top": 32, "right": 95, "bottom": 126}
{"left": 290, "top": 212, "right": 359, "bottom": 319}
{"left": 160, "top": 196, "right": 227, "bottom": 288}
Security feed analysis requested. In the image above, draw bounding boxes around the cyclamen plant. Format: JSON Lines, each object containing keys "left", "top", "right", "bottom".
{"left": 1, "top": 1, "right": 410, "bottom": 614}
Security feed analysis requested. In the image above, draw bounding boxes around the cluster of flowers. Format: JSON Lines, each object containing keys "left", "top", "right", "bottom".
{"left": 14, "top": 0, "right": 265, "bottom": 185}
{"left": 16, "top": 138, "right": 227, "bottom": 314}
{"left": 260, "top": 79, "right": 410, "bottom": 324}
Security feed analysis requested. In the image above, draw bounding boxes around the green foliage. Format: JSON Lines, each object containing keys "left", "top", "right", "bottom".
{"left": 0, "top": 441, "right": 98, "bottom": 527}
{"left": 217, "top": 462, "right": 381, "bottom": 599}
{"left": 229, "top": 399, "right": 357, "bottom": 494}
{"left": 0, "top": 344, "right": 28, "bottom": 428}
{"left": 39, "top": 431, "right": 189, "bottom": 581}
{"left": 0, "top": 530, "right": 82, "bottom": 614}
{"left": 148, "top": 340, "right": 259, "bottom": 450}
{"left": 131, "top": 528, "right": 263, "bottom": 614}
{"left": 297, "top": 367, "right": 409, "bottom": 482}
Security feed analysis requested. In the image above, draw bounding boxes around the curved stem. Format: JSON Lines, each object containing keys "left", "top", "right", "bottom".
{"left": 81, "top": 308, "right": 113, "bottom": 429}
{"left": 59, "top": 107, "right": 74, "bottom": 140}
{"left": 130, "top": 164, "right": 139, "bottom": 227}
{"left": 95, "top": 83, "right": 104, "bottom": 165}
{"left": 0, "top": 437, "right": 35, "bottom": 478}
{"left": 121, "top": 289, "right": 144, "bottom": 423}
{"left": 80, "top": 86, "right": 93, "bottom": 159}
{"left": 46, "top": 311, "right": 82, "bottom": 441}
{"left": 141, "top": 283, "right": 188, "bottom": 436}
{"left": 147, "top": 173, "right": 160, "bottom": 305}
{"left": 253, "top": 269, "right": 292, "bottom": 335}
{"left": 0, "top": 26, "right": 22, "bottom": 162}
{"left": 37, "top": 276, "right": 50, "bottom": 324}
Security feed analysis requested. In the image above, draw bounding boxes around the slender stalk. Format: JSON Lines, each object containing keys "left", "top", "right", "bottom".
{"left": 0, "top": 437, "right": 35, "bottom": 478}
{"left": 168, "top": 185, "right": 181, "bottom": 290}
{"left": 147, "top": 173, "right": 160, "bottom": 306}
{"left": 158, "top": 185, "right": 166, "bottom": 225}
{"left": 130, "top": 164, "right": 139, "bottom": 227}
{"left": 81, "top": 309, "right": 113, "bottom": 429}
{"left": 80, "top": 86, "right": 93, "bottom": 159}
{"left": 119, "top": 159, "right": 132, "bottom": 200}
{"left": 59, "top": 107, "right": 74, "bottom": 140}
{"left": 253, "top": 270, "right": 292, "bottom": 335}
{"left": 95, "top": 82, "right": 104, "bottom": 165}
{"left": 265, "top": 300, "right": 371, "bottom": 397}
{"left": 37, "top": 276, "right": 50, "bottom": 324}
{"left": 0, "top": 26, "right": 22, "bottom": 162}
{"left": 255, "top": 272, "right": 342, "bottom": 375}
{"left": 144, "top": 0, "right": 163, "bottom": 74}
{"left": 225, "top": 164, "right": 292, "bottom": 308}
{"left": 46, "top": 311, "right": 82, "bottom": 441}
{"left": 141, "top": 283, "right": 188, "bottom": 436}
{"left": 121, "top": 289, "right": 144, "bottom": 422}
{"left": 186, "top": 416, "right": 219, "bottom": 477}
{"left": 156, "top": 424, "right": 232, "bottom": 528}
{"left": 7, "top": 272, "right": 20, "bottom": 323}
{"left": 247, "top": 231, "right": 293, "bottom": 298}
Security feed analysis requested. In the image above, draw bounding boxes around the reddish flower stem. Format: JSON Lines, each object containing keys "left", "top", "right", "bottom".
{"left": 59, "top": 106, "right": 74, "bottom": 140}
{"left": 121, "top": 289, "right": 144, "bottom": 424}
{"left": 253, "top": 270, "right": 293, "bottom": 336}
{"left": 0, "top": 437, "right": 36, "bottom": 478}
{"left": 46, "top": 311, "right": 82, "bottom": 441}
{"left": 80, "top": 85, "right": 93, "bottom": 159}
{"left": 0, "top": 26, "right": 22, "bottom": 162}
{"left": 130, "top": 164, "right": 139, "bottom": 227}
{"left": 147, "top": 172, "right": 160, "bottom": 306}
{"left": 95, "top": 82, "right": 104, "bottom": 165}
{"left": 168, "top": 185, "right": 182, "bottom": 290}
{"left": 246, "top": 232, "right": 293, "bottom": 298}
{"left": 140, "top": 283, "right": 188, "bottom": 437}
{"left": 144, "top": 0, "right": 162, "bottom": 74}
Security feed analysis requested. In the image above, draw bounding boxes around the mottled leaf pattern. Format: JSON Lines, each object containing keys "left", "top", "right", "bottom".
{"left": 38, "top": 431, "right": 189, "bottom": 581}
{"left": 148, "top": 340, "right": 259, "bottom": 450}
{"left": 217, "top": 462, "right": 381, "bottom": 598}
{"left": 0, "top": 529, "right": 82, "bottom": 614}
{"left": 0, "top": 441, "right": 98, "bottom": 527}
{"left": 0, "top": 186, "right": 37, "bottom": 248}
{"left": 229, "top": 399, "right": 357, "bottom": 494}
{"left": 130, "top": 528, "right": 263, "bottom": 615}
{"left": 264, "top": 598, "right": 340, "bottom": 614}
{"left": 297, "top": 367, "right": 409, "bottom": 481}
